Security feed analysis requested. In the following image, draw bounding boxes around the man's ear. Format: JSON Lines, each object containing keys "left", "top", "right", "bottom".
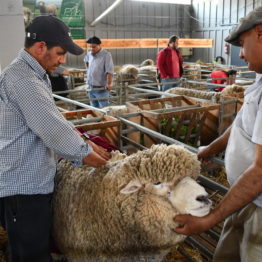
{"left": 255, "top": 25, "right": 262, "bottom": 39}
{"left": 34, "top": 41, "right": 47, "bottom": 56}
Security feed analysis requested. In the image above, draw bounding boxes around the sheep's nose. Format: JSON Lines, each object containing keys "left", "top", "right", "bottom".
{"left": 196, "top": 195, "right": 210, "bottom": 205}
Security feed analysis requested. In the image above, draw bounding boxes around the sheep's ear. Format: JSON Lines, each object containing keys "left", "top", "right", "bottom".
{"left": 120, "top": 180, "right": 143, "bottom": 194}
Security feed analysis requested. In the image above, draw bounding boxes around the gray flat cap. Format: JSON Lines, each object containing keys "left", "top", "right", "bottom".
{"left": 225, "top": 6, "right": 262, "bottom": 46}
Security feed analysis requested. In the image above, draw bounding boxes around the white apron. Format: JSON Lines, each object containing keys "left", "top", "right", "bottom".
{"left": 225, "top": 123, "right": 262, "bottom": 207}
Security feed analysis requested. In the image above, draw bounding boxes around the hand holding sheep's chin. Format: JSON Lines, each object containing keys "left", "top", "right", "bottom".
{"left": 87, "top": 140, "right": 111, "bottom": 161}
{"left": 172, "top": 213, "right": 215, "bottom": 235}
{"left": 82, "top": 151, "right": 107, "bottom": 167}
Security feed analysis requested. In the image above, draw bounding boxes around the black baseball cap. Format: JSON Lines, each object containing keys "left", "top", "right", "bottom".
{"left": 86, "top": 36, "right": 102, "bottom": 45}
{"left": 225, "top": 6, "right": 262, "bottom": 46}
{"left": 26, "top": 15, "right": 84, "bottom": 55}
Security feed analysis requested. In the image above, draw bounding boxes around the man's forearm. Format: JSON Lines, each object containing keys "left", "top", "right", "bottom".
{"left": 209, "top": 159, "right": 262, "bottom": 225}
{"left": 204, "top": 126, "right": 231, "bottom": 155}
{"left": 106, "top": 73, "right": 113, "bottom": 85}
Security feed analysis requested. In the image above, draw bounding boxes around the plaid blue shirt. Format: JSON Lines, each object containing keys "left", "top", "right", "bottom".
{"left": 0, "top": 49, "right": 92, "bottom": 197}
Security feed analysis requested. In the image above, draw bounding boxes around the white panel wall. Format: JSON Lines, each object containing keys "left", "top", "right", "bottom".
{"left": 0, "top": 0, "right": 25, "bottom": 71}
{"left": 191, "top": 0, "right": 262, "bottom": 65}
{"left": 67, "top": 0, "right": 192, "bottom": 67}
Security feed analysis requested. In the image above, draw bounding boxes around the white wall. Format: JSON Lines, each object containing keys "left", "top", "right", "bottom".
{"left": 0, "top": 0, "right": 25, "bottom": 72}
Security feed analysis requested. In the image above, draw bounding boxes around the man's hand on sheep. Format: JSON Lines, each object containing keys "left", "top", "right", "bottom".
{"left": 83, "top": 151, "right": 107, "bottom": 167}
{"left": 87, "top": 140, "right": 111, "bottom": 161}
{"left": 173, "top": 213, "right": 217, "bottom": 235}
{"left": 197, "top": 146, "right": 212, "bottom": 165}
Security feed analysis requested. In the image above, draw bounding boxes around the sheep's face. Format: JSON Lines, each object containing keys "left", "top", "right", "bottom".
{"left": 120, "top": 177, "right": 211, "bottom": 217}
{"left": 169, "top": 177, "right": 212, "bottom": 217}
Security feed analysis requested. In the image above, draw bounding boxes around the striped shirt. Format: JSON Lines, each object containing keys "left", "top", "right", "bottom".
{"left": 83, "top": 49, "right": 114, "bottom": 86}
{"left": 0, "top": 49, "right": 92, "bottom": 197}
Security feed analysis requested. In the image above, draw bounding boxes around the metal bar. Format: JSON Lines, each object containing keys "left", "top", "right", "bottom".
{"left": 120, "top": 112, "right": 141, "bottom": 118}
{"left": 71, "top": 116, "right": 104, "bottom": 125}
{"left": 177, "top": 246, "right": 198, "bottom": 262}
{"left": 129, "top": 93, "right": 160, "bottom": 98}
{"left": 121, "top": 144, "right": 136, "bottom": 151}
{"left": 150, "top": 105, "right": 200, "bottom": 113}
{"left": 187, "top": 80, "right": 226, "bottom": 88}
{"left": 198, "top": 175, "right": 228, "bottom": 195}
{"left": 186, "top": 237, "right": 213, "bottom": 259}
{"left": 121, "top": 128, "right": 138, "bottom": 135}
{"left": 119, "top": 116, "right": 225, "bottom": 167}
{"left": 128, "top": 86, "right": 180, "bottom": 97}
{"left": 121, "top": 136, "right": 147, "bottom": 150}
{"left": 206, "top": 228, "right": 220, "bottom": 241}
{"left": 57, "top": 106, "right": 69, "bottom": 112}
{"left": 222, "top": 113, "right": 237, "bottom": 118}
{"left": 52, "top": 94, "right": 106, "bottom": 114}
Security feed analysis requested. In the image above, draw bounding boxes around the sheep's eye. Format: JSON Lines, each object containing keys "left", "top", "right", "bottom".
{"left": 154, "top": 182, "right": 161, "bottom": 185}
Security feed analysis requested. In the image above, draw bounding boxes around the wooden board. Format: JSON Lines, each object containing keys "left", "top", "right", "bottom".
{"left": 74, "top": 38, "right": 213, "bottom": 50}
{"left": 126, "top": 96, "right": 219, "bottom": 147}
{"left": 62, "top": 109, "right": 120, "bottom": 146}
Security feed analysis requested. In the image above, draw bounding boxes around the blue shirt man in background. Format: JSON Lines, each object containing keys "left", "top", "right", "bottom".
{"left": 84, "top": 36, "right": 114, "bottom": 108}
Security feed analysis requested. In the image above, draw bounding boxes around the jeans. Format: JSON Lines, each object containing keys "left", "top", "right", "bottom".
{"left": 0, "top": 194, "right": 53, "bottom": 262}
{"left": 88, "top": 85, "right": 109, "bottom": 108}
{"left": 161, "top": 78, "right": 180, "bottom": 91}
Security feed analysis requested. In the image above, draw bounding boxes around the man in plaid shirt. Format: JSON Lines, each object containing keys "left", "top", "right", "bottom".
{"left": 0, "top": 16, "right": 109, "bottom": 262}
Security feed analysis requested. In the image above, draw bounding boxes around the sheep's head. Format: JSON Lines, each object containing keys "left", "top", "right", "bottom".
{"left": 120, "top": 176, "right": 211, "bottom": 218}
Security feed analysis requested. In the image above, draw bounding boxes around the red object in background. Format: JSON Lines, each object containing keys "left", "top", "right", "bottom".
{"left": 210, "top": 70, "right": 228, "bottom": 92}
{"left": 76, "top": 127, "right": 120, "bottom": 152}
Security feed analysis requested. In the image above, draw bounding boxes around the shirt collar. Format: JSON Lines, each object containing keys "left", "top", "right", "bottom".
{"left": 91, "top": 48, "right": 104, "bottom": 57}
{"left": 19, "top": 49, "right": 47, "bottom": 79}
{"left": 244, "top": 76, "right": 262, "bottom": 95}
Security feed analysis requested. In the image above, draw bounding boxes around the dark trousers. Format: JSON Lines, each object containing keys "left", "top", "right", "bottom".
{"left": 0, "top": 194, "right": 53, "bottom": 262}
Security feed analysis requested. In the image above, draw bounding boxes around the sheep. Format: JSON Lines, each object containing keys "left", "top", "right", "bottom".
{"left": 220, "top": 84, "right": 246, "bottom": 97}
{"left": 140, "top": 59, "right": 155, "bottom": 67}
{"left": 138, "top": 65, "right": 157, "bottom": 77}
{"left": 165, "top": 87, "right": 221, "bottom": 102}
{"left": 117, "top": 64, "right": 139, "bottom": 85}
{"left": 23, "top": 7, "right": 33, "bottom": 28}
{"left": 37, "top": 1, "right": 57, "bottom": 16}
{"left": 52, "top": 144, "right": 211, "bottom": 262}
{"left": 183, "top": 64, "right": 202, "bottom": 80}
{"left": 102, "top": 105, "right": 128, "bottom": 117}
{"left": 68, "top": 84, "right": 87, "bottom": 101}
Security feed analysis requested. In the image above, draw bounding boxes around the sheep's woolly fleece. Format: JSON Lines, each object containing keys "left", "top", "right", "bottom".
{"left": 53, "top": 144, "right": 200, "bottom": 261}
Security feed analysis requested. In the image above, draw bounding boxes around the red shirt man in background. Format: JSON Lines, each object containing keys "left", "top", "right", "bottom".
{"left": 157, "top": 35, "right": 184, "bottom": 91}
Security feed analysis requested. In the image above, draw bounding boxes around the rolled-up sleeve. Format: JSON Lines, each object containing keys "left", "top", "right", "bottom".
{"left": 105, "top": 52, "right": 114, "bottom": 75}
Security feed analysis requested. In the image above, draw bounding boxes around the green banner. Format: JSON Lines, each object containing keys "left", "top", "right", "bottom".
{"left": 69, "top": 28, "right": 86, "bottom": 39}
{"left": 59, "top": 0, "right": 85, "bottom": 27}
{"left": 23, "top": 0, "right": 86, "bottom": 39}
